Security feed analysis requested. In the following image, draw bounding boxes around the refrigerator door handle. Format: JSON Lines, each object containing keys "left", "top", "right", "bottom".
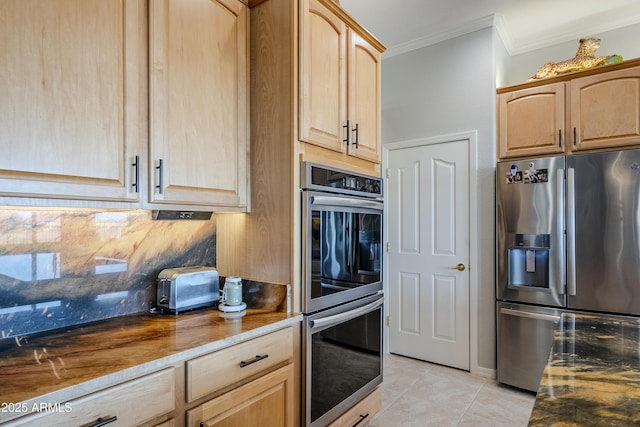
{"left": 567, "top": 167, "right": 577, "bottom": 296}
{"left": 557, "top": 169, "right": 565, "bottom": 295}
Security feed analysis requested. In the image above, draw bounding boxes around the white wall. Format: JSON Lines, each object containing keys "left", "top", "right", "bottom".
{"left": 381, "top": 20, "right": 640, "bottom": 374}
{"left": 507, "top": 22, "right": 640, "bottom": 85}
{"left": 381, "top": 27, "right": 497, "bottom": 373}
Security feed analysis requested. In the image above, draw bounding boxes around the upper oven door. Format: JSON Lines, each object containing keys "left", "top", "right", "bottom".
{"left": 302, "top": 191, "right": 383, "bottom": 313}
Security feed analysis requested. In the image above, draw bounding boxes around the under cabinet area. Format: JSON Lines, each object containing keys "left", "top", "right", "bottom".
{"left": 299, "top": 0, "right": 383, "bottom": 167}
{"left": 497, "top": 59, "right": 640, "bottom": 160}
{"left": 0, "top": 0, "right": 249, "bottom": 212}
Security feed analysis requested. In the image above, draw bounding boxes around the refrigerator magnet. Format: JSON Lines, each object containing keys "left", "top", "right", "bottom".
{"left": 524, "top": 162, "right": 548, "bottom": 184}
{"left": 506, "top": 165, "right": 522, "bottom": 184}
{"left": 505, "top": 171, "right": 522, "bottom": 184}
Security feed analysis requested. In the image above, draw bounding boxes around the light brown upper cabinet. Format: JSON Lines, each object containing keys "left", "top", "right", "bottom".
{"left": 0, "top": 0, "right": 249, "bottom": 212}
{"left": 497, "top": 82, "right": 566, "bottom": 159}
{"left": 497, "top": 59, "right": 640, "bottom": 160}
{"left": 0, "top": 0, "right": 145, "bottom": 204}
{"left": 300, "top": 0, "right": 382, "bottom": 164}
{"left": 570, "top": 66, "right": 640, "bottom": 151}
{"left": 149, "top": 0, "right": 249, "bottom": 210}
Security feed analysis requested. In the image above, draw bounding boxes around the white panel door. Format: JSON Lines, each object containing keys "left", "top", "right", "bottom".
{"left": 387, "top": 139, "right": 470, "bottom": 370}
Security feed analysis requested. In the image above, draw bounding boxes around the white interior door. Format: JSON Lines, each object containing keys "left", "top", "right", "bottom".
{"left": 387, "top": 138, "right": 470, "bottom": 370}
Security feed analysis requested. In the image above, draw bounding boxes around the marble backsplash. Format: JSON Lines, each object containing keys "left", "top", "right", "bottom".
{"left": 0, "top": 209, "right": 216, "bottom": 339}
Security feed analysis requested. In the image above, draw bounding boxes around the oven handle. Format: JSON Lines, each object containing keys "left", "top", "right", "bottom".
{"left": 310, "top": 195, "right": 383, "bottom": 211}
{"left": 321, "top": 282, "right": 352, "bottom": 291}
{"left": 308, "top": 297, "right": 383, "bottom": 331}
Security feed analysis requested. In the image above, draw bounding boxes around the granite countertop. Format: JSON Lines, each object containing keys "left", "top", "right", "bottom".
{"left": 529, "top": 312, "right": 640, "bottom": 426}
{"left": 0, "top": 307, "right": 301, "bottom": 423}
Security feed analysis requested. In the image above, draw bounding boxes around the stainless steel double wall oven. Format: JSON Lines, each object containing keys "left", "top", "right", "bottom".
{"left": 301, "top": 162, "right": 384, "bottom": 427}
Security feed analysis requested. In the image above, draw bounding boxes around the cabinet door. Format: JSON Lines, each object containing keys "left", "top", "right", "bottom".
{"left": 299, "top": 0, "right": 347, "bottom": 153}
{"left": 498, "top": 82, "right": 566, "bottom": 159}
{"left": 0, "top": 0, "right": 144, "bottom": 203}
{"left": 186, "top": 364, "right": 294, "bottom": 427}
{"left": 347, "top": 30, "right": 382, "bottom": 163}
{"left": 150, "top": 0, "right": 248, "bottom": 209}
{"left": 570, "top": 66, "right": 640, "bottom": 151}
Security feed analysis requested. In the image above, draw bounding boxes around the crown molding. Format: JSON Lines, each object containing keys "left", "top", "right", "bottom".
{"left": 382, "top": 15, "right": 497, "bottom": 59}
{"left": 382, "top": 10, "right": 640, "bottom": 59}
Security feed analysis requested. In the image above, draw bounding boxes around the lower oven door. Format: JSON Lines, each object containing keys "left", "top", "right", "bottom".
{"left": 304, "top": 293, "right": 383, "bottom": 427}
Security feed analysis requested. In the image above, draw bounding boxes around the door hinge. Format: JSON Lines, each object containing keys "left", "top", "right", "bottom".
{"left": 386, "top": 168, "right": 390, "bottom": 179}
{"left": 386, "top": 315, "right": 390, "bottom": 326}
{"left": 386, "top": 242, "right": 390, "bottom": 252}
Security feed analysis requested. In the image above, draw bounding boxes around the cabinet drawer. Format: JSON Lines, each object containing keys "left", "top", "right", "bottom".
{"left": 328, "top": 387, "right": 381, "bottom": 427}
{"left": 7, "top": 368, "right": 175, "bottom": 427}
{"left": 186, "top": 327, "right": 293, "bottom": 402}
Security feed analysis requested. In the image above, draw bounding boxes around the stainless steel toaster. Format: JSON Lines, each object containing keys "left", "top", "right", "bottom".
{"left": 156, "top": 266, "right": 220, "bottom": 313}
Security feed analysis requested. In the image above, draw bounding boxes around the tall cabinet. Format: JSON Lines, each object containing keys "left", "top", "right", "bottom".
{"left": 299, "top": 0, "right": 382, "bottom": 164}
{"left": 217, "top": 0, "right": 384, "bottom": 310}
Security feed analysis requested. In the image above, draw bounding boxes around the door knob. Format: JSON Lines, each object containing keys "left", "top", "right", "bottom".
{"left": 449, "top": 263, "right": 465, "bottom": 271}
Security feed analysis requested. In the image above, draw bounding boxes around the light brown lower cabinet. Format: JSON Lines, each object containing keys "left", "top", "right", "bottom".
{"left": 154, "top": 420, "right": 176, "bottom": 427}
{"left": 4, "top": 368, "right": 175, "bottom": 427}
{"left": 3, "top": 325, "right": 300, "bottom": 427}
{"left": 185, "top": 364, "right": 294, "bottom": 427}
{"left": 327, "top": 387, "right": 381, "bottom": 427}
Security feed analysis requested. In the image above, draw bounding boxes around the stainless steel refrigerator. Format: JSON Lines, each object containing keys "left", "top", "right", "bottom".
{"left": 496, "top": 149, "right": 640, "bottom": 392}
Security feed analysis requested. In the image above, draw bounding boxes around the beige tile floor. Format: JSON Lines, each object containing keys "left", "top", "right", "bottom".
{"left": 369, "top": 353, "right": 536, "bottom": 427}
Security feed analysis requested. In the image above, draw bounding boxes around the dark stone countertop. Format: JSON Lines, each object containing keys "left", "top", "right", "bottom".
{"left": 529, "top": 312, "right": 640, "bottom": 426}
{"left": 0, "top": 306, "right": 301, "bottom": 423}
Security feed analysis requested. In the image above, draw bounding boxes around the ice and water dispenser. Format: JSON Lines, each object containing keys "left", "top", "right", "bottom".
{"left": 508, "top": 233, "right": 550, "bottom": 289}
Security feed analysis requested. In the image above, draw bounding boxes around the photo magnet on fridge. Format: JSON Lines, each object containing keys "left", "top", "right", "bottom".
{"left": 505, "top": 164, "right": 522, "bottom": 184}
{"left": 524, "top": 162, "right": 548, "bottom": 184}
{"left": 505, "top": 171, "right": 523, "bottom": 184}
